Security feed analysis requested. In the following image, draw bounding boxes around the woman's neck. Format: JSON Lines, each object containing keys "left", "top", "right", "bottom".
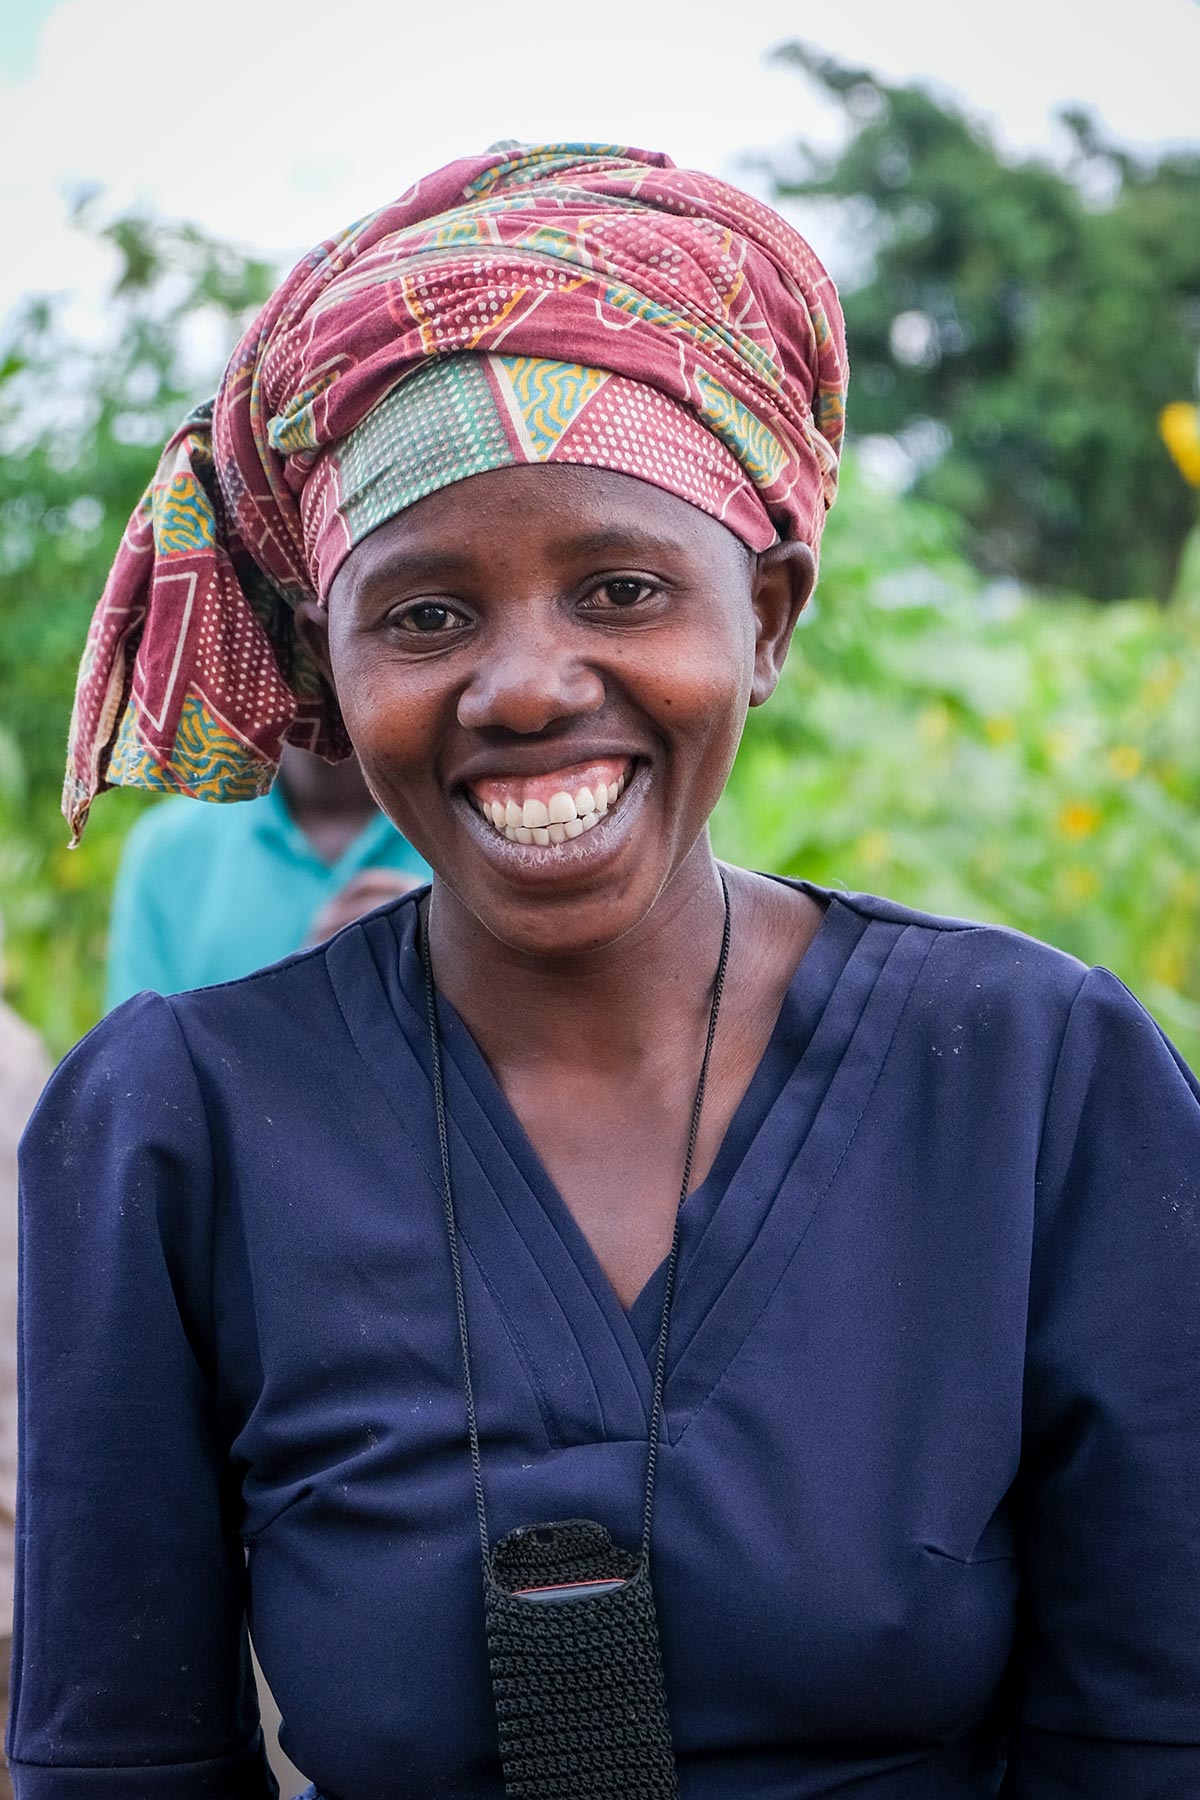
{"left": 426, "top": 840, "right": 730, "bottom": 1085}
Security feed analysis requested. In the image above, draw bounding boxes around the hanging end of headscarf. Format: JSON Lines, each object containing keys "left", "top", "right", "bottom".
{"left": 61, "top": 708, "right": 281, "bottom": 845}
{"left": 62, "top": 784, "right": 90, "bottom": 851}
{"left": 62, "top": 398, "right": 348, "bottom": 839}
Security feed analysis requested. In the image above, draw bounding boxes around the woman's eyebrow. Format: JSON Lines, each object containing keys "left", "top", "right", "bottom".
{"left": 545, "top": 528, "right": 691, "bottom": 562}
{"left": 353, "top": 549, "right": 479, "bottom": 599}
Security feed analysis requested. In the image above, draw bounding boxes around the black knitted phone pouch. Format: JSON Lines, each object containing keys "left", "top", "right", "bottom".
{"left": 485, "top": 1521, "right": 677, "bottom": 1798}
{"left": 421, "top": 874, "right": 731, "bottom": 1800}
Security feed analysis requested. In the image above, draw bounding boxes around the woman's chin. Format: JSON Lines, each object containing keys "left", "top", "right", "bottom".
{"left": 435, "top": 768, "right": 677, "bottom": 959}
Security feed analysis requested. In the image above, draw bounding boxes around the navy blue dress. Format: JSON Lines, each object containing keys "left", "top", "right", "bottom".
{"left": 10, "top": 886, "right": 1200, "bottom": 1798}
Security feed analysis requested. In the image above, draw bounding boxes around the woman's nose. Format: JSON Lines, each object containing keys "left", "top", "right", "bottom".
{"left": 456, "top": 626, "right": 606, "bottom": 735}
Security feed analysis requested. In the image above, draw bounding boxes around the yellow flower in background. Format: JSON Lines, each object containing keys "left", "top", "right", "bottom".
{"left": 1107, "top": 744, "right": 1143, "bottom": 780}
{"left": 854, "top": 829, "right": 892, "bottom": 870}
{"left": 52, "top": 845, "right": 87, "bottom": 891}
{"left": 1062, "top": 865, "right": 1102, "bottom": 905}
{"left": 1159, "top": 403, "right": 1200, "bottom": 487}
{"left": 1150, "top": 941, "right": 1187, "bottom": 989}
{"left": 985, "top": 715, "right": 1016, "bottom": 745}
{"left": 1142, "top": 659, "right": 1182, "bottom": 706}
{"left": 1058, "top": 799, "right": 1102, "bottom": 840}
{"left": 1043, "top": 727, "right": 1079, "bottom": 765}
{"left": 917, "top": 702, "right": 952, "bottom": 750}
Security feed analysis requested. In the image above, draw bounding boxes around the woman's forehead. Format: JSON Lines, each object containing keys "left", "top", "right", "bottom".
{"left": 331, "top": 463, "right": 751, "bottom": 602}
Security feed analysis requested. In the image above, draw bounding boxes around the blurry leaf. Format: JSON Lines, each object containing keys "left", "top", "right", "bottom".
{"left": 765, "top": 50, "right": 1200, "bottom": 600}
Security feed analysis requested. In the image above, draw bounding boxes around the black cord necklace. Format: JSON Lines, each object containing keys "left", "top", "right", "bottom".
{"left": 421, "top": 870, "right": 732, "bottom": 1800}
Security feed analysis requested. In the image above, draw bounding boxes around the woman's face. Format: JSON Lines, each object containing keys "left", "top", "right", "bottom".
{"left": 318, "top": 463, "right": 812, "bottom": 957}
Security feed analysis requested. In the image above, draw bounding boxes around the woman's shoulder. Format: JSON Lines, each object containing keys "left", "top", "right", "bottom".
{"left": 38, "top": 891, "right": 422, "bottom": 1131}
{"left": 851, "top": 886, "right": 1198, "bottom": 1096}
{"left": 801, "top": 879, "right": 1086, "bottom": 1002}
{"left": 792, "top": 880, "right": 1197, "bottom": 1092}
{"left": 19, "top": 989, "right": 214, "bottom": 1255}
{"left": 821, "top": 881, "right": 1080, "bottom": 958}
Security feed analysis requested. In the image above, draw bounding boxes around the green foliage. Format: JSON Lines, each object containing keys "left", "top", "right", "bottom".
{"left": 0, "top": 204, "right": 274, "bottom": 1051}
{"left": 714, "top": 459, "right": 1200, "bottom": 1064}
{"left": 769, "top": 45, "right": 1200, "bottom": 600}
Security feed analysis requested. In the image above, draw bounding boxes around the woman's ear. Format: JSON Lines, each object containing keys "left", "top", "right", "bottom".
{"left": 294, "top": 598, "right": 335, "bottom": 689}
{"left": 749, "top": 539, "right": 816, "bottom": 707}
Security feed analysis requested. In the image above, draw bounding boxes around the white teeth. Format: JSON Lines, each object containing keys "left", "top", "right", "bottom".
{"left": 476, "top": 764, "right": 635, "bottom": 848}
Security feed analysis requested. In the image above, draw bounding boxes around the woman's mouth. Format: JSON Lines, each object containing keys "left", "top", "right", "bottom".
{"left": 465, "top": 758, "right": 635, "bottom": 846}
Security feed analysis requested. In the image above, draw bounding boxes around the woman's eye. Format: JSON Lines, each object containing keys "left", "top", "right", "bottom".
{"left": 391, "top": 601, "right": 466, "bottom": 635}
{"left": 587, "top": 578, "right": 654, "bottom": 610}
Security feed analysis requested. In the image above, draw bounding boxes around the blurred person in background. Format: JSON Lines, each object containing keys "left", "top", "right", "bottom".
{"left": 106, "top": 743, "right": 429, "bottom": 1005}
{"left": 0, "top": 922, "right": 49, "bottom": 1800}
{"left": 10, "top": 144, "right": 1200, "bottom": 1800}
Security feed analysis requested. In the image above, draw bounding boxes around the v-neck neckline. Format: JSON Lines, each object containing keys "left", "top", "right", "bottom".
{"left": 329, "top": 881, "right": 933, "bottom": 1449}
{"left": 428, "top": 878, "right": 851, "bottom": 1321}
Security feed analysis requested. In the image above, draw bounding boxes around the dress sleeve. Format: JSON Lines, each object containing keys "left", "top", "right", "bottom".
{"left": 1004, "top": 968, "right": 1200, "bottom": 1797}
{"left": 7, "top": 995, "right": 276, "bottom": 1799}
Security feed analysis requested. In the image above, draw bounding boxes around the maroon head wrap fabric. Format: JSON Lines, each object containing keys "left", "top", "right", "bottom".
{"left": 64, "top": 143, "right": 847, "bottom": 839}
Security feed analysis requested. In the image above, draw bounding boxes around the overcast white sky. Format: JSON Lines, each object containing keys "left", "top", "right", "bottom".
{"left": 1, "top": 0, "right": 1198, "bottom": 324}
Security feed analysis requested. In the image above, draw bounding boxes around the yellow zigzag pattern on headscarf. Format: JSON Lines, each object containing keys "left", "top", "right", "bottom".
{"left": 107, "top": 692, "right": 270, "bottom": 802}
{"left": 151, "top": 472, "right": 216, "bottom": 558}
{"left": 498, "top": 357, "right": 608, "bottom": 457}
{"left": 694, "top": 369, "right": 788, "bottom": 488}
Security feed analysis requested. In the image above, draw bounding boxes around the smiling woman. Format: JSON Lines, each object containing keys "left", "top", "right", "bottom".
{"left": 12, "top": 145, "right": 1200, "bottom": 1800}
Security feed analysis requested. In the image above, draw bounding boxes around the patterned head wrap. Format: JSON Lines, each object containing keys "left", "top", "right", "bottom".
{"left": 64, "top": 143, "right": 847, "bottom": 840}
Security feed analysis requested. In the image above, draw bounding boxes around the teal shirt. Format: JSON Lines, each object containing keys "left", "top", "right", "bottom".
{"left": 105, "top": 788, "right": 429, "bottom": 1009}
